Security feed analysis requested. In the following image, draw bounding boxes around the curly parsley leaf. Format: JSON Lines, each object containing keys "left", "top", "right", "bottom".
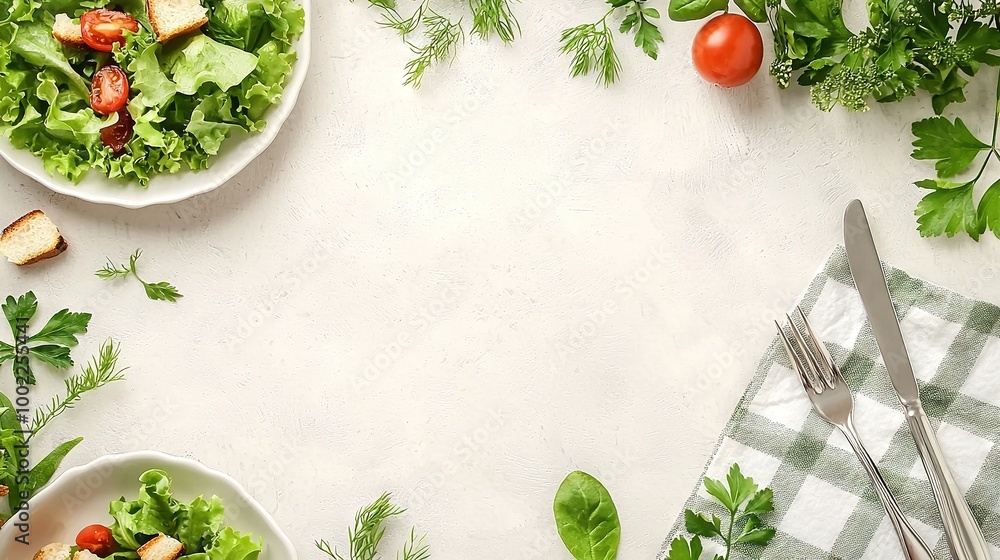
{"left": 0, "top": 292, "right": 91, "bottom": 384}
{"left": 561, "top": 0, "right": 663, "bottom": 84}
{"left": 665, "top": 535, "right": 704, "bottom": 560}
{"left": 96, "top": 249, "right": 184, "bottom": 303}
{"left": 978, "top": 178, "right": 1000, "bottom": 237}
{"left": 667, "top": 464, "right": 776, "bottom": 560}
{"left": 30, "top": 309, "right": 93, "bottom": 347}
{"left": 912, "top": 117, "right": 990, "bottom": 178}
{"left": 914, "top": 179, "right": 980, "bottom": 239}
{"left": 621, "top": 6, "right": 664, "bottom": 59}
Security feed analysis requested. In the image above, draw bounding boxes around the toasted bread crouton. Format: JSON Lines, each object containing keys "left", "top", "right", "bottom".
{"left": 147, "top": 0, "right": 207, "bottom": 43}
{"left": 0, "top": 210, "right": 68, "bottom": 265}
{"left": 52, "top": 14, "right": 87, "bottom": 48}
{"left": 73, "top": 551, "right": 100, "bottom": 560}
{"left": 33, "top": 543, "right": 72, "bottom": 560}
{"left": 0, "top": 484, "right": 8, "bottom": 497}
{"left": 137, "top": 534, "right": 185, "bottom": 560}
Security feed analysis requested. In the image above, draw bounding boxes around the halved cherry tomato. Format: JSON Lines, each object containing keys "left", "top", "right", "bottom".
{"left": 691, "top": 13, "right": 763, "bottom": 88}
{"left": 80, "top": 9, "right": 139, "bottom": 52}
{"left": 91, "top": 65, "right": 129, "bottom": 115}
{"left": 76, "top": 524, "right": 118, "bottom": 557}
{"left": 101, "top": 108, "right": 135, "bottom": 154}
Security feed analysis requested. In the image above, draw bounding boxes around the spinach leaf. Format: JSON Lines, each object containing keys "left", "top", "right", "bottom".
{"left": 553, "top": 471, "right": 621, "bottom": 560}
{"left": 667, "top": 0, "right": 728, "bottom": 22}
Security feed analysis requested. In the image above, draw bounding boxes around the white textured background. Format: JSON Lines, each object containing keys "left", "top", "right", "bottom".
{"left": 2, "top": 0, "right": 1000, "bottom": 559}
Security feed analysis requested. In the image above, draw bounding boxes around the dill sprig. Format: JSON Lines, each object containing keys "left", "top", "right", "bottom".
{"left": 470, "top": 0, "right": 520, "bottom": 43}
{"left": 30, "top": 338, "right": 127, "bottom": 437}
{"left": 560, "top": 15, "right": 621, "bottom": 87}
{"left": 96, "top": 249, "right": 183, "bottom": 303}
{"left": 560, "top": 0, "right": 664, "bottom": 86}
{"left": 351, "top": 0, "right": 517, "bottom": 87}
{"left": 379, "top": 1, "right": 426, "bottom": 36}
{"left": 403, "top": 10, "right": 464, "bottom": 88}
{"left": 316, "top": 493, "right": 429, "bottom": 560}
{"left": 399, "top": 529, "right": 430, "bottom": 560}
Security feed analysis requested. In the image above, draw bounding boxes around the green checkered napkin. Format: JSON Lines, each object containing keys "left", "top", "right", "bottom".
{"left": 660, "top": 246, "right": 1000, "bottom": 560}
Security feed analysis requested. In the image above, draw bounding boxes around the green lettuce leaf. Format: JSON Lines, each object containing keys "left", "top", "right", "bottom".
{"left": 168, "top": 34, "right": 258, "bottom": 95}
{"left": 9, "top": 22, "right": 89, "bottom": 97}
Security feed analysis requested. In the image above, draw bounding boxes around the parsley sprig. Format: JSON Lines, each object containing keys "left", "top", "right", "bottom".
{"left": 665, "top": 464, "right": 776, "bottom": 560}
{"left": 768, "top": 0, "right": 1000, "bottom": 239}
{"left": 316, "top": 493, "right": 429, "bottom": 560}
{"left": 96, "top": 249, "right": 183, "bottom": 302}
{"left": 0, "top": 292, "right": 91, "bottom": 384}
{"left": 560, "top": 0, "right": 665, "bottom": 86}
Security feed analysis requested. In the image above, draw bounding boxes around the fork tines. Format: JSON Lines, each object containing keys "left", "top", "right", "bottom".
{"left": 775, "top": 307, "right": 838, "bottom": 394}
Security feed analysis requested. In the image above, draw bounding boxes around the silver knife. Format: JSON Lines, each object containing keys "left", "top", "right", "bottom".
{"left": 844, "top": 199, "right": 990, "bottom": 560}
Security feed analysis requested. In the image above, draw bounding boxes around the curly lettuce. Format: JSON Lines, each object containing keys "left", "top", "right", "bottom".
{"left": 0, "top": 0, "right": 304, "bottom": 186}
{"left": 108, "top": 469, "right": 262, "bottom": 560}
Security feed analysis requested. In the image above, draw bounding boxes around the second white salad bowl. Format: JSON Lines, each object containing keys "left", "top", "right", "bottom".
{"left": 0, "top": 450, "right": 297, "bottom": 560}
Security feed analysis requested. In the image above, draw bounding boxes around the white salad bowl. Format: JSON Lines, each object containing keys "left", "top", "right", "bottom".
{"left": 0, "top": 0, "right": 311, "bottom": 209}
{"left": 0, "top": 450, "right": 298, "bottom": 560}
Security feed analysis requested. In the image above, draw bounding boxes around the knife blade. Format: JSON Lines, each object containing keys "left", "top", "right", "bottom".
{"left": 843, "top": 200, "right": 920, "bottom": 405}
{"left": 844, "top": 199, "right": 990, "bottom": 560}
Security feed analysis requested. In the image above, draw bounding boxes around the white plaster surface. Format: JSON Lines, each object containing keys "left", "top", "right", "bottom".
{"left": 2, "top": 1, "right": 1000, "bottom": 559}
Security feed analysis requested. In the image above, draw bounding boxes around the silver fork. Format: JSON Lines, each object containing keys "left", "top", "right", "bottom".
{"left": 776, "top": 308, "right": 934, "bottom": 560}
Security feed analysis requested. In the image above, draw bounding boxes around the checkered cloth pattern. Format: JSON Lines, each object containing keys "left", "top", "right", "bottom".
{"left": 660, "top": 246, "right": 1000, "bottom": 560}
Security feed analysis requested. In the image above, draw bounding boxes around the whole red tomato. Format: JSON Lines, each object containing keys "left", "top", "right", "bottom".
{"left": 691, "top": 13, "right": 764, "bottom": 87}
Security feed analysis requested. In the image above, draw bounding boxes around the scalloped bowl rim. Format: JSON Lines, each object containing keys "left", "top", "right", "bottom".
{"left": 0, "top": 450, "right": 297, "bottom": 560}
{"left": 0, "top": 0, "right": 311, "bottom": 209}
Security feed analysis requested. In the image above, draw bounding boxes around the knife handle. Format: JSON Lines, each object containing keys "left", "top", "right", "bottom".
{"left": 906, "top": 404, "right": 991, "bottom": 560}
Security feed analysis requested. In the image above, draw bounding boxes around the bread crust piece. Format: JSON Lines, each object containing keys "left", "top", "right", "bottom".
{"left": 52, "top": 14, "right": 87, "bottom": 48}
{"left": 33, "top": 543, "right": 72, "bottom": 560}
{"left": 137, "top": 534, "right": 186, "bottom": 560}
{"left": 1, "top": 210, "right": 68, "bottom": 266}
{"left": 147, "top": 0, "right": 208, "bottom": 43}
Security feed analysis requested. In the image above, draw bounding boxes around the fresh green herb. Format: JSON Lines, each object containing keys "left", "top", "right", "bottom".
{"left": 768, "top": 0, "right": 1000, "bottom": 239}
{"left": 553, "top": 471, "right": 621, "bottom": 560}
{"left": 0, "top": 292, "right": 91, "bottom": 384}
{"left": 316, "top": 493, "right": 430, "bottom": 560}
{"left": 403, "top": 10, "right": 465, "bottom": 88}
{"left": 108, "top": 469, "right": 261, "bottom": 559}
{"left": 0, "top": 338, "right": 126, "bottom": 523}
{"left": 96, "top": 249, "right": 184, "bottom": 302}
{"left": 666, "top": 0, "right": 765, "bottom": 22}
{"left": 30, "top": 338, "right": 127, "bottom": 437}
{"left": 352, "top": 0, "right": 516, "bottom": 87}
{"left": 665, "top": 463, "right": 775, "bottom": 560}
{"left": 470, "top": 0, "right": 520, "bottom": 43}
{"left": 560, "top": 0, "right": 665, "bottom": 86}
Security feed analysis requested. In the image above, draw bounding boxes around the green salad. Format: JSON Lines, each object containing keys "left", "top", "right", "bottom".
{"left": 0, "top": 0, "right": 304, "bottom": 186}
{"left": 106, "top": 469, "right": 260, "bottom": 559}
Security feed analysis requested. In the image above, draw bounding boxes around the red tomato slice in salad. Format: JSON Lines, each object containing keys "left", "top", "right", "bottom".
{"left": 101, "top": 108, "right": 135, "bottom": 154}
{"left": 80, "top": 9, "right": 139, "bottom": 52}
{"left": 91, "top": 65, "right": 130, "bottom": 115}
{"left": 76, "top": 524, "right": 118, "bottom": 557}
